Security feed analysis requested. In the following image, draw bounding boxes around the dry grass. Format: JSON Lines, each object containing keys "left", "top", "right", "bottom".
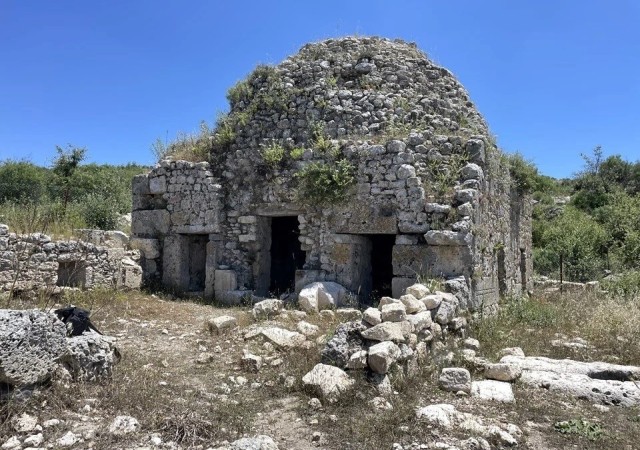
{"left": 2, "top": 287, "right": 640, "bottom": 449}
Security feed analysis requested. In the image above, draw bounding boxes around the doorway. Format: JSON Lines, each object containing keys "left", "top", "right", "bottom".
{"left": 365, "top": 234, "right": 394, "bottom": 303}
{"left": 188, "top": 235, "right": 208, "bottom": 292}
{"left": 269, "top": 216, "right": 305, "bottom": 296}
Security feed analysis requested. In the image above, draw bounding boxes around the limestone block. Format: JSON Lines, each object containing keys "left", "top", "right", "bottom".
{"left": 214, "top": 270, "right": 238, "bottom": 300}
{"left": 130, "top": 238, "right": 160, "bottom": 259}
{"left": 471, "top": 380, "right": 515, "bottom": 403}
{"left": 405, "top": 283, "right": 430, "bottom": 299}
{"left": 434, "top": 301, "right": 456, "bottom": 325}
{"left": 207, "top": 315, "right": 238, "bottom": 334}
{"left": 466, "top": 138, "right": 486, "bottom": 165}
{"left": 346, "top": 350, "right": 368, "bottom": 369}
{"left": 131, "top": 210, "right": 170, "bottom": 237}
{"left": 0, "top": 310, "right": 67, "bottom": 386}
{"left": 399, "top": 294, "right": 426, "bottom": 313}
{"left": 60, "top": 332, "right": 120, "bottom": 381}
{"left": 360, "top": 321, "right": 411, "bottom": 343}
{"left": 298, "top": 281, "right": 348, "bottom": 312}
{"left": 461, "top": 163, "right": 484, "bottom": 180}
{"left": 252, "top": 299, "right": 284, "bottom": 320}
{"left": 424, "top": 230, "right": 471, "bottom": 246}
{"left": 131, "top": 174, "right": 150, "bottom": 195}
{"left": 455, "top": 189, "right": 479, "bottom": 204}
{"left": 484, "top": 363, "right": 522, "bottom": 382}
{"left": 149, "top": 176, "right": 167, "bottom": 194}
{"left": 362, "top": 307, "right": 382, "bottom": 326}
{"left": 439, "top": 367, "right": 471, "bottom": 393}
{"left": 397, "top": 164, "right": 416, "bottom": 179}
{"left": 368, "top": 341, "right": 401, "bottom": 374}
{"left": 420, "top": 293, "right": 443, "bottom": 310}
{"left": 406, "top": 310, "right": 432, "bottom": 333}
{"left": 302, "top": 363, "right": 354, "bottom": 403}
{"left": 321, "top": 321, "right": 367, "bottom": 368}
{"left": 380, "top": 302, "right": 407, "bottom": 322}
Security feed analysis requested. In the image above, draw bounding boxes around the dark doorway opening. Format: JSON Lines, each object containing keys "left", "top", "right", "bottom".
{"left": 188, "top": 235, "right": 208, "bottom": 292}
{"left": 497, "top": 247, "right": 507, "bottom": 297}
{"left": 57, "top": 261, "right": 86, "bottom": 288}
{"left": 270, "top": 216, "right": 305, "bottom": 296}
{"left": 365, "top": 234, "right": 395, "bottom": 304}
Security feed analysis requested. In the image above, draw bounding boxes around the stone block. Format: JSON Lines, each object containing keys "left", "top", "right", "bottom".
{"left": 130, "top": 238, "right": 160, "bottom": 259}
{"left": 149, "top": 176, "right": 167, "bottom": 194}
{"left": 214, "top": 269, "right": 238, "bottom": 300}
{"left": 131, "top": 210, "right": 170, "bottom": 237}
{"left": 131, "top": 174, "right": 150, "bottom": 195}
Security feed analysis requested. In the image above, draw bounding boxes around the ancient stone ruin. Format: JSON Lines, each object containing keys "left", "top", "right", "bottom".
{"left": 131, "top": 37, "right": 532, "bottom": 312}
{"left": 0, "top": 225, "right": 141, "bottom": 295}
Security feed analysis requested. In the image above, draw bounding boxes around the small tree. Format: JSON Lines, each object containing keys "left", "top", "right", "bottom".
{"left": 52, "top": 145, "right": 86, "bottom": 215}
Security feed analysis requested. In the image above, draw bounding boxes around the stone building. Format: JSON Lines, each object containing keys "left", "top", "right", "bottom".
{"left": 131, "top": 37, "right": 532, "bottom": 312}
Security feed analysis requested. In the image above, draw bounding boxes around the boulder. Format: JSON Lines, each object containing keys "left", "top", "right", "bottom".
{"left": 321, "top": 321, "right": 367, "bottom": 368}
{"left": 302, "top": 363, "right": 354, "bottom": 403}
{"left": 378, "top": 296, "right": 401, "bottom": 309}
{"left": 439, "top": 367, "right": 472, "bottom": 393}
{"left": 484, "top": 363, "right": 522, "bottom": 382}
{"left": 405, "top": 283, "right": 430, "bottom": 299}
{"left": 420, "top": 294, "right": 443, "bottom": 310}
{"left": 296, "top": 321, "right": 320, "bottom": 337}
{"left": 406, "top": 311, "right": 432, "bottom": 333}
{"left": 252, "top": 299, "right": 283, "bottom": 320}
{"left": 241, "top": 351, "right": 263, "bottom": 372}
{"left": 362, "top": 307, "right": 382, "bottom": 326}
{"left": 60, "top": 332, "right": 120, "bottom": 381}
{"left": 368, "top": 341, "right": 401, "bottom": 374}
{"left": 497, "top": 347, "right": 525, "bottom": 358}
{"left": 298, "top": 282, "right": 348, "bottom": 313}
{"left": 471, "top": 380, "right": 515, "bottom": 403}
{"left": 336, "top": 308, "right": 362, "bottom": 321}
{"left": 0, "top": 309, "right": 67, "bottom": 386}
{"left": 346, "top": 350, "right": 368, "bottom": 370}
{"left": 360, "top": 321, "right": 411, "bottom": 343}
{"left": 245, "top": 327, "right": 306, "bottom": 349}
{"left": 208, "top": 315, "right": 238, "bottom": 335}
{"left": 380, "top": 302, "right": 407, "bottom": 322}
{"left": 399, "top": 294, "right": 426, "bottom": 314}
{"left": 434, "top": 301, "right": 456, "bottom": 325}
{"left": 415, "top": 404, "right": 458, "bottom": 429}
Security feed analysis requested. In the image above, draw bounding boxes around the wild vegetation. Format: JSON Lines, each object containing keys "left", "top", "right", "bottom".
{"left": 0, "top": 146, "right": 147, "bottom": 236}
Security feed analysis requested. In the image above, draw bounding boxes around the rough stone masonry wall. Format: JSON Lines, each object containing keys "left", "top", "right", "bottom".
{"left": 131, "top": 37, "right": 532, "bottom": 310}
{"left": 0, "top": 224, "right": 141, "bottom": 295}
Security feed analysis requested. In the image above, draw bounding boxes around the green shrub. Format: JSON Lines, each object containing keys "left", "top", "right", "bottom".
{"left": 554, "top": 419, "right": 604, "bottom": 441}
{"left": 296, "top": 159, "right": 355, "bottom": 205}
{"left": 505, "top": 152, "right": 539, "bottom": 194}
{"left": 601, "top": 270, "right": 640, "bottom": 300}
{"left": 289, "top": 148, "right": 305, "bottom": 160}
{"left": 81, "top": 194, "right": 119, "bottom": 230}
{"left": 261, "top": 142, "right": 285, "bottom": 167}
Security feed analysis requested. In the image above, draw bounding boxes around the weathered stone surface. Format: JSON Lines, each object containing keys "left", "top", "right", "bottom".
{"left": 368, "top": 341, "right": 401, "bottom": 374}
{"left": 207, "top": 315, "right": 237, "bottom": 334}
{"left": 129, "top": 238, "right": 160, "bottom": 259}
{"left": 399, "top": 294, "right": 425, "bottom": 314}
{"left": 241, "top": 351, "right": 263, "bottom": 372}
{"left": 226, "top": 435, "right": 279, "bottom": 450}
{"left": 463, "top": 338, "right": 480, "bottom": 352}
{"left": 302, "top": 363, "right": 354, "bottom": 403}
{"left": 406, "top": 310, "right": 432, "bottom": 333}
{"left": 420, "top": 293, "right": 443, "bottom": 310}
{"left": 0, "top": 310, "right": 67, "bottom": 386}
{"left": 500, "top": 355, "right": 640, "bottom": 406}
{"left": 346, "top": 350, "right": 368, "bottom": 370}
{"left": 362, "top": 307, "right": 382, "bottom": 326}
{"left": 378, "top": 296, "right": 400, "bottom": 309}
{"left": 252, "top": 299, "right": 284, "bottom": 320}
{"left": 416, "top": 403, "right": 457, "bottom": 428}
{"left": 298, "top": 282, "right": 348, "bottom": 312}
{"left": 434, "top": 301, "right": 456, "bottom": 325}
{"left": 321, "top": 321, "right": 367, "bottom": 368}
{"left": 498, "top": 347, "right": 525, "bottom": 358}
{"left": 108, "top": 415, "right": 140, "bottom": 435}
{"left": 335, "top": 308, "right": 362, "bottom": 321}
{"left": 360, "top": 321, "right": 411, "bottom": 343}
{"left": 296, "top": 320, "right": 320, "bottom": 337}
{"left": 471, "top": 380, "right": 515, "bottom": 403}
{"left": 484, "top": 363, "right": 522, "bottom": 382}
{"left": 439, "top": 367, "right": 471, "bottom": 393}
{"left": 405, "top": 283, "right": 430, "bottom": 299}
{"left": 424, "top": 230, "right": 471, "bottom": 246}
{"left": 380, "top": 302, "right": 407, "bottom": 322}
{"left": 246, "top": 327, "right": 306, "bottom": 349}
{"left": 60, "top": 332, "right": 120, "bottom": 381}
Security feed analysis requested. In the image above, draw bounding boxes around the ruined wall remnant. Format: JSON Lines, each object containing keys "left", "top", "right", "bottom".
{"left": 0, "top": 224, "right": 141, "bottom": 295}
{"left": 132, "top": 37, "right": 532, "bottom": 311}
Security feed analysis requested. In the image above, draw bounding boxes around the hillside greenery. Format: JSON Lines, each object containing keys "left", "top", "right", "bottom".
{"left": 0, "top": 146, "right": 148, "bottom": 236}
{"left": 530, "top": 147, "right": 640, "bottom": 283}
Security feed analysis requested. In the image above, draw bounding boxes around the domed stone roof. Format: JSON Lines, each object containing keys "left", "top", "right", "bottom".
{"left": 212, "top": 36, "right": 490, "bottom": 165}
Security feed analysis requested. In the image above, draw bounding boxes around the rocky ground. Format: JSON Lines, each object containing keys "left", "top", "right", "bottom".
{"left": 1, "top": 290, "right": 640, "bottom": 450}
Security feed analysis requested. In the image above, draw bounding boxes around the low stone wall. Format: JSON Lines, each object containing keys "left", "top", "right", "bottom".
{"left": 0, "top": 224, "right": 141, "bottom": 296}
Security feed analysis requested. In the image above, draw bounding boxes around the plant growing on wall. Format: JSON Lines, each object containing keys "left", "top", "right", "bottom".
{"left": 260, "top": 141, "right": 285, "bottom": 168}
{"left": 296, "top": 158, "right": 355, "bottom": 205}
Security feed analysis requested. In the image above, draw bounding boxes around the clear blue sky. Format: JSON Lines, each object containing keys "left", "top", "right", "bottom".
{"left": 1, "top": 1, "right": 638, "bottom": 178}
